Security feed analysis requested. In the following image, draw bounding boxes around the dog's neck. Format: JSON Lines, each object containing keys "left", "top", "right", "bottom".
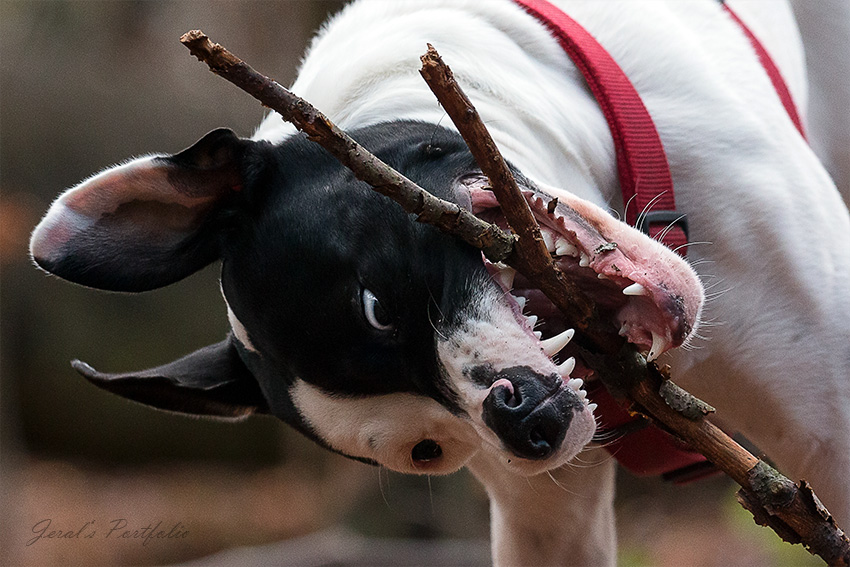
{"left": 467, "top": 447, "right": 617, "bottom": 567}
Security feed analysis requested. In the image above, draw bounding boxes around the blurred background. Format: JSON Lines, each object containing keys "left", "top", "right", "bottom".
{"left": 0, "top": 1, "right": 821, "bottom": 566}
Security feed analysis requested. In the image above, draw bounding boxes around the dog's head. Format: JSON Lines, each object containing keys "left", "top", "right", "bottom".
{"left": 30, "top": 121, "right": 702, "bottom": 476}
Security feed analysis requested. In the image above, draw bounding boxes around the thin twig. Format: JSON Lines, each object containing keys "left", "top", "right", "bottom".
{"left": 419, "top": 43, "right": 618, "bottom": 350}
{"left": 179, "top": 30, "right": 515, "bottom": 263}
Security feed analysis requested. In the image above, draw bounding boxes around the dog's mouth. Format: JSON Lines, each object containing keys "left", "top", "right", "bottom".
{"left": 467, "top": 177, "right": 703, "bottom": 375}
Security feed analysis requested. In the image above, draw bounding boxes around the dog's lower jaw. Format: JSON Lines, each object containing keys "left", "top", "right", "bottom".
{"left": 467, "top": 446, "right": 617, "bottom": 567}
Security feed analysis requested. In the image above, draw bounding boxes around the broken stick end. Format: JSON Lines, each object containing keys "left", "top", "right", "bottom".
{"left": 180, "top": 29, "right": 241, "bottom": 69}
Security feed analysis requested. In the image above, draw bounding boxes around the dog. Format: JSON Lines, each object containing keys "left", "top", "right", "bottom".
{"left": 29, "top": 1, "right": 850, "bottom": 565}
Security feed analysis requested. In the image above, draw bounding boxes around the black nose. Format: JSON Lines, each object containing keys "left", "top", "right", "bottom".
{"left": 481, "top": 366, "right": 579, "bottom": 460}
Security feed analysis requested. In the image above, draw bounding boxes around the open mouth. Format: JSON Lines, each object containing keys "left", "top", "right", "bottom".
{"left": 469, "top": 179, "right": 703, "bottom": 375}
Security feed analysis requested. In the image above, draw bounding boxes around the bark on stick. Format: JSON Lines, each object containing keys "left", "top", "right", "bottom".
{"left": 179, "top": 30, "right": 515, "bottom": 262}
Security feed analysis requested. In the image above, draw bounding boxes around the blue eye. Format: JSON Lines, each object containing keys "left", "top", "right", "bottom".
{"left": 362, "top": 288, "right": 394, "bottom": 331}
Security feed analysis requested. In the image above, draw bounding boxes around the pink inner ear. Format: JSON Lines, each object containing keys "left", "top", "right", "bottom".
{"left": 63, "top": 156, "right": 226, "bottom": 216}
{"left": 30, "top": 129, "right": 245, "bottom": 291}
{"left": 29, "top": 202, "right": 86, "bottom": 263}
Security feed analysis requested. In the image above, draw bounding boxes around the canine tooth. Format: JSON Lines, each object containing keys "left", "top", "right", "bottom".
{"left": 534, "top": 330, "right": 542, "bottom": 339}
{"left": 526, "top": 314, "right": 538, "bottom": 328}
{"left": 514, "top": 295, "right": 527, "bottom": 310}
{"left": 587, "top": 402, "right": 598, "bottom": 413}
{"left": 579, "top": 253, "right": 591, "bottom": 267}
{"left": 623, "top": 282, "right": 648, "bottom": 296}
{"left": 559, "top": 358, "right": 577, "bottom": 378}
{"left": 540, "top": 328, "right": 575, "bottom": 356}
{"left": 497, "top": 266, "right": 516, "bottom": 289}
{"left": 567, "top": 376, "right": 582, "bottom": 390}
{"left": 555, "top": 238, "right": 579, "bottom": 257}
{"left": 578, "top": 389, "right": 588, "bottom": 401}
{"left": 647, "top": 332, "right": 669, "bottom": 362}
{"left": 541, "top": 230, "right": 556, "bottom": 252}
{"left": 597, "top": 273, "right": 609, "bottom": 280}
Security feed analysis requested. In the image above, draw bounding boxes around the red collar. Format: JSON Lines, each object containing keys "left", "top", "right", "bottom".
{"left": 514, "top": 0, "right": 804, "bottom": 481}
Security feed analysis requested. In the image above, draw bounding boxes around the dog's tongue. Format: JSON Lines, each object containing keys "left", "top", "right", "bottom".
{"left": 470, "top": 183, "right": 703, "bottom": 360}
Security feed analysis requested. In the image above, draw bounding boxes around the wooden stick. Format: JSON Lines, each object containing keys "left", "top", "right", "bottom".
{"left": 181, "top": 30, "right": 850, "bottom": 565}
{"left": 416, "top": 44, "right": 850, "bottom": 566}
{"left": 419, "top": 44, "right": 622, "bottom": 354}
{"left": 179, "top": 30, "right": 515, "bottom": 263}
{"left": 420, "top": 44, "right": 596, "bottom": 331}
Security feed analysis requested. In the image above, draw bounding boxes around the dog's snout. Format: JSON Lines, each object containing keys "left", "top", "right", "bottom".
{"left": 481, "top": 366, "right": 576, "bottom": 461}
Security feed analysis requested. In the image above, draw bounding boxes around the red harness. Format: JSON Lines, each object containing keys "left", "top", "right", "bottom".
{"left": 514, "top": 0, "right": 804, "bottom": 481}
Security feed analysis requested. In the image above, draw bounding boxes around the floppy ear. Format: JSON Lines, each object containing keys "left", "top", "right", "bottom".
{"left": 30, "top": 128, "right": 248, "bottom": 292}
{"left": 72, "top": 334, "right": 269, "bottom": 419}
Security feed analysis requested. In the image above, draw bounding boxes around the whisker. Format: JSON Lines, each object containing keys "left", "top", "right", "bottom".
{"left": 672, "top": 240, "right": 713, "bottom": 254}
{"left": 427, "top": 113, "right": 449, "bottom": 149}
{"left": 655, "top": 214, "right": 688, "bottom": 242}
{"left": 427, "top": 474, "right": 435, "bottom": 516}
{"left": 377, "top": 467, "right": 391, "bottom": 508}
{"left": 545, "top": 469, "right": 580, "bottom": 495}
{"left": 426, "top": 286, "right": 449, "bottom": 340}
{"left": 635, "top": 191, "right": 668, "bottom": 231}
{"left": 623, "top": 193, "right": 639, "bottom": 222}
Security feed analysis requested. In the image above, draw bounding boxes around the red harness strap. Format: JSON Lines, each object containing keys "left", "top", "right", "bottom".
{"left": 722, "top": 3, "right": 807, "bottom": 139}
{"left": 513, "top": 0, "right": 688, "bottom": 252}
{"left": 514, "top": 0, "right": 804, "bottom": 481}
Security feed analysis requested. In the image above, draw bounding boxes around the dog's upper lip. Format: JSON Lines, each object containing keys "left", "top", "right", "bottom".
{"left": 470, "top": 182, "right": 703, "bottom": 360}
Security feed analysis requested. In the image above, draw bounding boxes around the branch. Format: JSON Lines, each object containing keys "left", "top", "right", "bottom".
{"left": 419, "top": 44, "right": 622, "bottom": 353}
{"left": 179, "top": 30, "right": 515, "bottom": 263}
{"left": 417, "top": 44, "right": 850, "bottom": 566}
{"left": 181, "top": 31, "right": 850, "bottom": 565}
{"left": 420, "top": 44, "right": 596, "bottom": 332}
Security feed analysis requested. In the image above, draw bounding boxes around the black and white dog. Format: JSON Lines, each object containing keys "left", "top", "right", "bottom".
{"left": 29, "top": 1, "right": 850, "bottom": 565}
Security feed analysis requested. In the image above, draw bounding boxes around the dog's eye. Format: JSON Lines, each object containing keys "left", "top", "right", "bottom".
{"left": 412, "top": 439, "right": 442, "bottom": 462}
{"left": 362, "top": 288, "right": 394, "bottom": 331}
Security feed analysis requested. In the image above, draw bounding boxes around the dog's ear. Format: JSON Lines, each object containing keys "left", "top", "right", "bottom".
{"left": 72, "top": 334, "right": 269, "bottom": 419}
{"left": 30, "top": 128, "right": 249, "bottom": 292}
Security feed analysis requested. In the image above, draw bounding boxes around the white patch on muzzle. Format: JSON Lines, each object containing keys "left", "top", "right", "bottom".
{"left": 438, "top": 284, "right": 597, "bottom": 476}
{"left": 290, "top": 379, "right": 481, "bottom": 475}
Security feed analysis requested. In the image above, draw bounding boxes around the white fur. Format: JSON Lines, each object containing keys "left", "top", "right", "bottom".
{"left": 290, "top": 378, "right": 482, "bottom": 474}
{"left": 290, "top": 283, "right": 596, "bottom": 478}
{"left": 437, "top": 285, "right": 597, "bottom": 477}
{"left": 254, "top": 1, "right": 850, "bottom": 565}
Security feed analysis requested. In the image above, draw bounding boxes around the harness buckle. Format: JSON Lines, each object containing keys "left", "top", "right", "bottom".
{"left": 636, "top": 211, "right": 689, "bottom": 240}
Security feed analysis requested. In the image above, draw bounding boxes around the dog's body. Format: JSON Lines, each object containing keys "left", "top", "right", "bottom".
{"left": 30, "top": 1, "right": 850, "bottom": 565}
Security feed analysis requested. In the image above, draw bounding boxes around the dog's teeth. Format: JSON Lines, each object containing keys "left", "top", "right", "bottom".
{"left": 597, "top": 273, "right": 609, "bottom": 280}
{"left": 587, "top": 402, "right": 598, "bottom": 413}
{"left": 567, "top": 376, "right": 582, "bottom": 390}
{"left": 647, "top": 332, "right": 669, "bottom": 362}
{"left": 578, "top": 389, "right": 588, "bottom": 400}
{"left": 541, "top": 230, "right": 556, "bottom": 252}
{"left": 526, "top": 314, "right": 538, "bottom": 328}
{"left": 534, "top": 330, "right": 542, "bottom": 339}
{"left": 579, "top": 253, "right": 591, "bottom": 267}
{"left": 555, "top": 238, "right": 579, "bottom": 257}
{"left": 540, "top": 328, "right": 575, "bottom": 356}
{"left": 623, "top": 282, "right": 648, "bottom": 296}
{"left": 559, "top": 358, "right": 577, "bottom": 378}
{"left": 497, "top": 266, "right": 516, "bottom": 289}
{"left": 514, "top": 295, "right": 527, "bottom": 310}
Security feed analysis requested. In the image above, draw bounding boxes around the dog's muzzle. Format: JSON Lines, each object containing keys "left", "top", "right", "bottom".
{"left": 480, "top": 365, "right": 584, "bottom": 460}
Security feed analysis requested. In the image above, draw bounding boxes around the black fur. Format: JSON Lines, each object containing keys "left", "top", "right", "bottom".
{"left": 221, "top": 122, "right": 493, "bottom": 413}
